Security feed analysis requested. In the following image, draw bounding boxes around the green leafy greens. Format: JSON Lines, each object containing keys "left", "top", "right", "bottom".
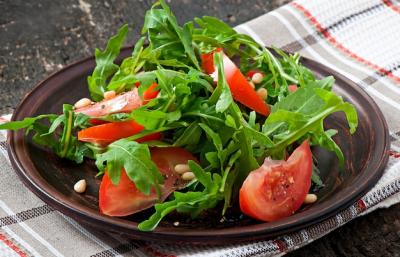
{"left": 0, "top": 0, "right": 359, "bottom": 232}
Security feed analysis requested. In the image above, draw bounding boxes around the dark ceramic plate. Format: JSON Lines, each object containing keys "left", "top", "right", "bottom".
{"left": 8, "top": 48, "right": 389, "bottom": 244}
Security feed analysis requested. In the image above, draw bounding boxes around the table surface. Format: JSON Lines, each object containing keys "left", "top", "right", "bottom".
{"left": 1, "top": 0, "right": 400, "bottom": 256}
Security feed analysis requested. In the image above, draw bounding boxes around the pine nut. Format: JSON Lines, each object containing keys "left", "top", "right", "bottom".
{"left": 304, "top": 193, "right": 317, "bottom": 204}
{"left": 181, "top": 171, "right": 195, "bottom": 181}
{"left": 74, "top": 179, "right": 87, "bottom": 193}
{"left": 103, "top": 90, "right": 116, "bottom": 100}
{"left": 174, "top": 164, "right": 190, "bottom": 174}
{"left": 251, "top": 72, "right": 263, "bottom": 84}
{"left": 74, "top": 98, "right": 92, "bottom": 109}
{"left": 248, "top": 81, "right": 255, "bottom": 89}
{"left": 256, "top": 88, "right": 268, "bottom": 100}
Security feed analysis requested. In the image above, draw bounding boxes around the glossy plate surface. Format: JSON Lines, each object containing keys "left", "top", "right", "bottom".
{"left": 7, "top": 48, "right": 389, "bottom": 244}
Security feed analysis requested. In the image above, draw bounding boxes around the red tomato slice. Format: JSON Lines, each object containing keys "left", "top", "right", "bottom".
{"left": 135, "top": 132, "right": 162, "bottom": 143}
{"left": 239, "top": 140, "right": 313, "bottom": 222}
{"left": 201, "top": 51, "right": 270, "bottom": 116}
{"left": 75, "top": 84, "right": 159, "bottom": 117}
{"left": 77, "top": 120, "right": 161, "bottom": 145}
{"left": 99, "top": 147, "right": 198, "bottom": 216}
{"left": 143, "top": 82, "right": 159, "bottom": 104}
{"left": 75, "top": 88, "right": 142, "bottom": 117}
{"left": 201, "top": 52, "right": 217, "bottom": 74}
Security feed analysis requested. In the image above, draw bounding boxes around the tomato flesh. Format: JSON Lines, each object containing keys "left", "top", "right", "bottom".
{"left": 77, "top": 120, "right": 161, "bottom": 145}
{"left": 201, "top": 51, "right": 270, "bottom": 116}
{"left": 239, "top": 140, "right": 313, "bottom": 222}
{"left": 99, "top": 147, "right": 198, "bottom": 216}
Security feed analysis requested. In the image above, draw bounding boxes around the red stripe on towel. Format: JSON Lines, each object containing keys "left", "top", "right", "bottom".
{"left": 382, "top": 0, "right": 400, "bottom": 14}
{"left": 389, "top": 150, "right": 400, "bottom": 158}
{"left": 0, "top": 233, "right": 27, "bottom": 257}
{"left": 291, "top": 2, "right": 400, "bottom": 83}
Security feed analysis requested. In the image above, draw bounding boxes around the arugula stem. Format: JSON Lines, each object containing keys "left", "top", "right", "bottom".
{"left": 220, "top": 165, "right": 232, "bottom": 193}
{"left": 85, "top": 143, "right": 105, "bottom": 155}
{"left": 61, "top": 110, "right": 73, "bottom": 157}
{"left": 271, "top": 106, "right": 338, "bottom": 152}
{"left": 181, "top": 112, "right": 225, "bottom": 123}
{"left": 125, "top": 126, "right": 181, "bottom": 141}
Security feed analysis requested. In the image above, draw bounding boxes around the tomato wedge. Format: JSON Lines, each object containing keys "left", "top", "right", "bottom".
{"left": 99, "top": 147, "right": 198, "bottom": 216}
{"left": 239, "top": 140, "right": 313, "bottom": 222}
{"left": 201, "top": 51, "right": 270, "bottom": 116}
{"left": 77, "top": 120, "right": 161, "bottom": 145}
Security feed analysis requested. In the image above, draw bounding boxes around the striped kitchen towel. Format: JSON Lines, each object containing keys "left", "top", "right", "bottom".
{"left": 1, "top": 0, "right": 400, "bottom": 256}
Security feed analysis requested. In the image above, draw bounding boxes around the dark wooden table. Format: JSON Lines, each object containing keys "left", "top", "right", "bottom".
{"left": 1, "top": 0, "right": 399, "bottom": 256}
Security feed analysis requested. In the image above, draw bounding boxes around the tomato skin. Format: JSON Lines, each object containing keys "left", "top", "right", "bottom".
{"left": 239, "top": 140, "right": 313, "bottom": 222}
{"left": 201, "top": 48, "right": 222, "bottom": 74}
{"left": 99, "top": 147, "right": 198, "bottom": 216}
{"left": 201, "top": 52, "right": 216, "bottom": 74}
{"left": 201, "top": 51, "right": 270, "bottom": 116}
{"left": 77, "top": 120, "right": 160, "bottom": 145}
{"left": 89, "top": 119, "right": 107, "bottom": 125}
{"left": 143, "top": 82, "right": 159, "bottom": 104}
{"left": 135, "top": 132, "right": 162, "bottom": 143}
{"left": 288, "top": 84, "right": 298, "bottom": 92}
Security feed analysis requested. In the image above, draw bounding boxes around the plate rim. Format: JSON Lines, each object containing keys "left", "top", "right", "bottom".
{"left": 7, "top": 47, "right": 390, "bottom": 243}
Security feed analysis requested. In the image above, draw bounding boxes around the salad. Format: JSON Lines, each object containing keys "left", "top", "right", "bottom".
{"left": 0, "top": 0, "right": 358, "bottom": 231}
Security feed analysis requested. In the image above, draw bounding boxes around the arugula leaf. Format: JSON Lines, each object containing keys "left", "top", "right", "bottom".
{"left": 199, "top": 123, "right": 223, "bottom": 159}
{"left": 53, "top": 105, "right": 92, "bottom": 162}
{"left": 264, "top": 87, "right": 358, "bottom": 161}
{"left": 0, "top": 114, "right": 58, "bottom": 130}
{"left": 95, "top": 139, "right": 163, "bottom": 195}
{"left": 309, "top": 76, "right": 335, "bottom": 90}
{"left": 87, "top": 24, "right": 129, "bottom": 101}
{"left": 142, "top": 0, "right": 200, "bottom": 70}
{"left": 131, "top": 109, "right": 177, "bottom": 130}
{"left": 107, "top": 37, "right": 147, "bottom": 93}
{"left": 159, "top": 0, "right": 200, "bottom": 69}
{"left": 173, "top": 121, "right": 202, "bottom": 147}
{"left": 312, "top": 164, "right": 324, "bottom": 187}
{"left": 208, "top": 52, "right": 233, "bottom": 113}
{"left": 0, "top": 105, "right": 92, "bottom": 163}
{"left": 138, "top": 191, "right": 210, "bottom": 231}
